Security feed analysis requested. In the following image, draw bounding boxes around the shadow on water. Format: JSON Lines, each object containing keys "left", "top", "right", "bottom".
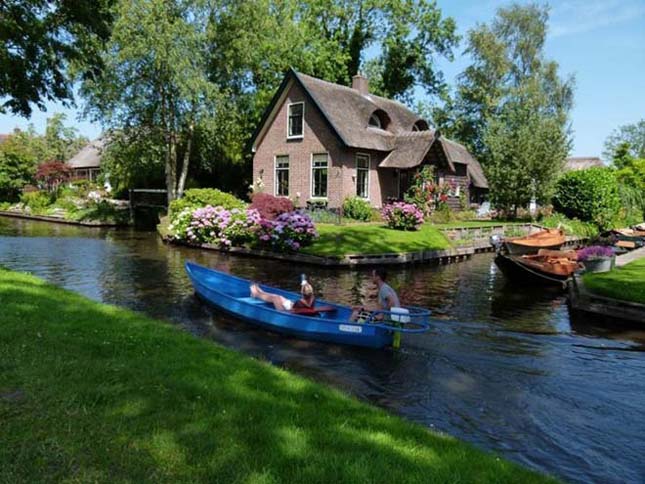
{"left": 1, "top": 215, "right": 645, "bottom": 484}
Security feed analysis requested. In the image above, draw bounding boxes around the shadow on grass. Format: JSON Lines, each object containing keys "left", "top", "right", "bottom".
{"left": 0, "top": 270, "right": 554, "bottom": 483}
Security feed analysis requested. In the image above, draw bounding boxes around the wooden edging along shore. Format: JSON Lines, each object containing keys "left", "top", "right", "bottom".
{"left": 164, "top": 236, "right": 476, "bottom": 267}
{"left": 568, "top": 274, "right": 645, "bottom": 325}
{"left": 0, "top": 210, "right": 124, "bottom": 227}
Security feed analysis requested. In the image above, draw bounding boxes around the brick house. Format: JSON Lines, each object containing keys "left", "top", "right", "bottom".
{"left": 250, "top": 69, "right": 488, "bottom": 209}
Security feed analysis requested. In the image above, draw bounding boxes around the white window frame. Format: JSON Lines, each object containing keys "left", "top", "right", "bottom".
{"left": 274, "top": 155, "right": 289, "bottom": 197}
{"left": 355, "top": 153, "right": 370, "bottom": 199}
{"left": 287, "top": 102, "right": 305, "bottom": 139}
{"left": 310, "top": 152, "right": 329, "bottom": 200}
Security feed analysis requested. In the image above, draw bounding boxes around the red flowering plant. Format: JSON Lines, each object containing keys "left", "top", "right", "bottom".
{"left": 404, "top": 165, "right": 454, "bottom": 215}
{"left": 35, "top": 161, "right": 73, "bottom": 193}
{"left": 250, "top": 192, "right": 295, "bottom": 220}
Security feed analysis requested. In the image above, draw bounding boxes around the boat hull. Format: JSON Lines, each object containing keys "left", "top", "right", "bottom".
{"left": 494, "top": 253, "right": 571, "bottom": 287}
{"left": 504, "top": 229, "right": 566, "bottom": 255}
{"left": 185, "top": 262, "right": 394, "bottom": 348}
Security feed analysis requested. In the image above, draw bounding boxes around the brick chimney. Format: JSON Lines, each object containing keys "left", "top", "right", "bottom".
{"left": 352, "top": 74, "right": 369, "bottom": 95}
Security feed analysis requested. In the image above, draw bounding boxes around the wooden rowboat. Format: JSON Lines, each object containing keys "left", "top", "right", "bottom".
{"left": 185, "top": 261, "right": 431, "bottom": 349}
{"left": 494, "top": 249, "right": 580, "bottom": 287}
{"left": 504, "top": 228, "right": 566, "bottom": 255}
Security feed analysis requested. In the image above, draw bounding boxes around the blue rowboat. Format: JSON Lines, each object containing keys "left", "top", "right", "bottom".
{"left": 185, "top": 261, "right": 430, "bottom": 349}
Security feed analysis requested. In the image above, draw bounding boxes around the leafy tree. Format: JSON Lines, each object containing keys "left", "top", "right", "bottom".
{"left": 603, "top": 119, "right": 645, "bottom": 161}
{"left": 0, "top": 129, "right": 41, "bottom": 201}
{"left": 82, "top": 0, "right": 222, "bottom": 204}
{"left": 433, "top": 3, "right": 573, "bottom": 160}
{"left": 35, "top": 161, "right": 73, "bottom": 192}
{"left": 432, "top": 3, "right": 573, "bottom": 215}
{"left": 0, "top": 0, "right": 115, "bottom": 117}
{"left": 44, "top": 114, "right": 88, "bottom": 161}
{"left": 484, "top": 80, "right": 570, "bottom": 215}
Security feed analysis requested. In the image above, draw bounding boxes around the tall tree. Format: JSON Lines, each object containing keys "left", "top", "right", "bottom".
{"left": 0, "top": 0, "right": 115, "bottom": 116}
{"left": 82, "top": 0, "right": 221, "bottom": 203}
{"left": 433, "top": 3, "right": 573, "bottom": 213}
{"left": 603, "top": 119, "right": 645, "bottom": 161}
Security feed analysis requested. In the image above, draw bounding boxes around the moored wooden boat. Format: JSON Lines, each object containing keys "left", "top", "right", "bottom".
{"left": 494, "top": 250, "right": 580, "bottom": 287}
{"left": 185, "top": 261, "right": 430, "bottom": 349}
{"left": 504, "top": 228, "right": 566, "bottom": 255}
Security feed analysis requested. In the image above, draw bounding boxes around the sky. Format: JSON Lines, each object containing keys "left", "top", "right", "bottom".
{"left": 1, "top": 0, "right": 643, "bottom": 159}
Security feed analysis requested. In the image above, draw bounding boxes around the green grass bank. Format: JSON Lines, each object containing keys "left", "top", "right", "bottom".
{"left": 582, "top": 258, "right": 645, "bottom": 305}
{"left": 0, "top": 268, "right": 555, "bottom": 483}
{"left": 303, "top": 223, "right": 451, "bottom": 257}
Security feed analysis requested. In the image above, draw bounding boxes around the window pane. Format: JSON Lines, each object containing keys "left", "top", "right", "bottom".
{"left": 312, "top": 154, "right": 328, "bottom": 198}
{"left": 357, "top": 170, "right": 368, "bottom": 198}
{"left": 275, "top": 155, "right": 289, "bottom": 196}
{"left": 288, "top": 103, "right": 303, "bottom": 137}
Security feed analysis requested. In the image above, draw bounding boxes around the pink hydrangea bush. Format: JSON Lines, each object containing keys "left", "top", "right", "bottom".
{"left": 170, "top": 205, "right": 317, "bottom": 252}
{"left": 381, "top": 201, "right": 424, "bottom": 230}
{"left": 255, "top": 210, "right": 318, "bottom": 252}
{"left": 170, "top": 205, "right": 261, "bottom": 248}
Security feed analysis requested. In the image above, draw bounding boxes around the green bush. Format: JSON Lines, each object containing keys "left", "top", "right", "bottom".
{"left": 617, "top": 183, "right": 644, "bottom": 226}
{"left": 428, "top": 204, "right": 455, "bottom": 224}
{"left": 169, "top": 188, "right": 246, "bottom": 218}
{"left": 0, "top": 201, "right": 11, "bottom": 211}
{"left": 342, "top": 197, "right": 372, "bottom": 222}
{"left": 553, "top": 168, "right": 621, "bottom": 229}
{"left": 20, "top": 191, "right": 53, "bottom": 214}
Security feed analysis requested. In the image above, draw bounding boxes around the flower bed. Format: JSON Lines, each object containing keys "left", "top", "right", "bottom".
{"left": 168, "top": 204, "right": 317, "bottom": 252}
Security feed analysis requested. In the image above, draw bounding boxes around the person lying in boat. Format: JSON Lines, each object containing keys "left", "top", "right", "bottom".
{"left": 351, "top": 268, "right": 402, "bottom": 322}
{"left": 249, "top": 279, "right": 315, "bottom": 312}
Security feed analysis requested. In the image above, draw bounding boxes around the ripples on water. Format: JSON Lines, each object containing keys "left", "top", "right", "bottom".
{"left": 1, "top": 217, "right": 644, "bottom": 484}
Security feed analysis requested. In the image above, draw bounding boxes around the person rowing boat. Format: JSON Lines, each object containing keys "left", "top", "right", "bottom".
{"left": 351, "top": 268, "right": 403, "bottom": 322}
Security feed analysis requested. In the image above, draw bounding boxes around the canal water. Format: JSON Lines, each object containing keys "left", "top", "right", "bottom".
{"left": 1, "top": 217, "right": 644, "bottom": 484}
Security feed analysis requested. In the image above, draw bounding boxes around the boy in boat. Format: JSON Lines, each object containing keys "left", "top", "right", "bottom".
{"left": 352, "top": 268, "right": 401, "bottom": 321}
{"left": 250, "top": 279, "right": 315, "bottom": 312}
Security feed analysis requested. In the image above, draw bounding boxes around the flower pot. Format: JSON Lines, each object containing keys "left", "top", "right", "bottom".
{"left": 582, "top": 256, "right": 614, "bottom": 273}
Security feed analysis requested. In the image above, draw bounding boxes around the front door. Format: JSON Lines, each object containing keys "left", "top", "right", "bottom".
{"left": 398, "top": 169, "right": 412, "bottom": 199}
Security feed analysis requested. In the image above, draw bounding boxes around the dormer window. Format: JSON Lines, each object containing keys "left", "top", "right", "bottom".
{"left": 367, "top": 109, "right": 390, "bottom": 130}
{"left": 413, "top": 119, "right": 429, "bottom": 131}
{"left": 288, "top": 102, "right": 304, "bottom": 138}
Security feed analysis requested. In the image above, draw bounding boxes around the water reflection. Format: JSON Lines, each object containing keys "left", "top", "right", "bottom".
{"left": 1, "top": 216, "right": 644, "bottom": 484}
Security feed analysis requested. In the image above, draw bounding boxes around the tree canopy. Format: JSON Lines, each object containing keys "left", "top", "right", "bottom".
{"left": 603, "top": 119, "right": 645, "bottom": 161}
{"left": 433, "top": 2, "right": 574, "bottom": 213}
{"left": 0, "top": 0, "right": 115, "bottom": 117}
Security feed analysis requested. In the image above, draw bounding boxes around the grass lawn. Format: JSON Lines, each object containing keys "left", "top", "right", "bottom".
{"left": 582, "top": 258, "right": 645, "bottom": 305}
{"left": 0, "top": 268, "right": 556, "bottom": 483}
{"left": 304, "top": 223, "right": 451, "bottom": 257}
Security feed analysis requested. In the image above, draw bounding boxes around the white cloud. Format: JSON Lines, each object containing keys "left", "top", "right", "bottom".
{"left": 550, "top": 0, "right": 645, "bottom": 37}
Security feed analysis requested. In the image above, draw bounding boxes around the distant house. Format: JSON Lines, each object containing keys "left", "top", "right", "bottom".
{"left": 565, "top": 157, "right": 604, "bottom": 171}
{"left": 249, "top": 69, "right": 488, "bottom": 209}
{"left": 0, "top": 134, "right": 10, "bottom": 144}
{"left": 67, "top": 138, "right": 106, "bottom": 181}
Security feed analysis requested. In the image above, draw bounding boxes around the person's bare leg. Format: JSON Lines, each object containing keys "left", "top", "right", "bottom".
{"left": 250, "top": 284, "right": 288, "bottom": 310}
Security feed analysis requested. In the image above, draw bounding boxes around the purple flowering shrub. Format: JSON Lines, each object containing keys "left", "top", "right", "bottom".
{"left": 381, "top": 201, "right": 424, "bottom": 230}
{"left": 255, "top": 210, "right": 318, "bottom": 252}
{"left": 170, "top": 205, "right": 261, "bottom": 248}
{"left": 169, "top": 205, "right": 317, "bottom": 252}
{"left": 577, "top": 245, "right": 614, "bottom": 261}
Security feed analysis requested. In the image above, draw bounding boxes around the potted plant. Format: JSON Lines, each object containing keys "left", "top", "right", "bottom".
{"left": 577, "top": 245, "right": 615, "bottom": 273}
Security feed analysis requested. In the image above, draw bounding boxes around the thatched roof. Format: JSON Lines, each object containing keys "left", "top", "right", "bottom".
{"left": 251, "top": 68, "right": 488, "bottom": 189}
{"left": 67, "top": 138, "right": 106, "bottom": 169}
{"left": 380, "top": 131, "right": 436, "bottom": 168}
{"left": 565, "top": 157, "right": 603, "bottom": 171}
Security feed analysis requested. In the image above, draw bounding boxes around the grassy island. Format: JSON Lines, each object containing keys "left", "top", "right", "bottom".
{"left": 0, "top": 268, "right": 555, "bottom": 483}
{"left": 303, "top": 223, "right": 451, "bottom": 257}
{"left": 582, "top": 258, "right": 645, "bottom": 305}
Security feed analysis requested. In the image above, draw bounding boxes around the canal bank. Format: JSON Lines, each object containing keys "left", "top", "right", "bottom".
{"left": 1, "top": 216, "right": 644, "bottom": 484}
{"left": 0, "top": 268, "right": 554, "bottom": 483}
